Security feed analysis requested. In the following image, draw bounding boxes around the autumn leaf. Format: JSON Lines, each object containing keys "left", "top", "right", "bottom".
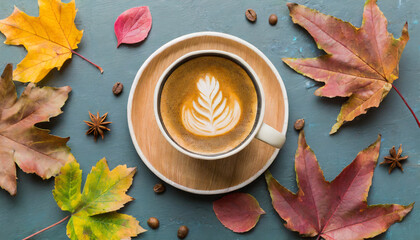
{"left": 0, "top": 64, "right": 73, "bottom": 196}
{"left": 52, "top": 159, "right": 146, "bottom": 240}
{"left": 114, "top": 6, "right": 152, "bottom": 47}
{"left": 213, "top": 193, "right": 265, "bottom": 233}
{"left": 283, "top": 0, "right": 411, "bottom": 134}
{"left": 266, "top": 131, "right": 413, "bottom": 240}
{"left": 0, "top": 0, "right": 102, "bottom": 83}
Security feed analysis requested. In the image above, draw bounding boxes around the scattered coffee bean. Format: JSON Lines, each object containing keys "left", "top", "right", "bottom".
{"left": 153, "top": 183, "right": 165, "bottom": 194}
{"left": 147, "top": 217, "right": 160, "bottom": 229}
{"left": 177, "top": 225, "right": 189, "bottom": 239}
{"left": 245, "top": 9, "right": 257, "bottom": 22}
{"left": 269, "top": 14, "right": 278, "bottom": 25}
{"left": 112, "top": 82, "right": 123, "bottom": 95}
{"left": 294, "top": 118, "right": 305, "bottom": 131}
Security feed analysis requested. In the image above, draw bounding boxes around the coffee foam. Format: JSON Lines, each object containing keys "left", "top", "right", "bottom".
{"left": 182, "top": 75, "right": 241, "bottom": 136}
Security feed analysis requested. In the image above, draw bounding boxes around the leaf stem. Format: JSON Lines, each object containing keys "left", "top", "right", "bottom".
{"left": 71, "top": 50, "right": 104, "bottom": 73}
{"left": 392, "top": 84, "right": 420, "bottom": 128}
{"left": 316, "top": 235, "right": 321, "bottom": 240}
{"left": 22, "top": 215, "right": 70, "bottom": 240}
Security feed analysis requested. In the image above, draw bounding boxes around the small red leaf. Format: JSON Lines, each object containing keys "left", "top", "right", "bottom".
{"left": 114, "top": 6, "right": 152, "bottom": 47}
{"left": 213, "top": 193, "right": 265, "bottom": 233}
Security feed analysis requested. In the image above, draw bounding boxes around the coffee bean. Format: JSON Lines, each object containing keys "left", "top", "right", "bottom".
{"left": 245, "top": 9, "right": 257, "bottom": 22}
{"left": 177, "top": 225, "right": 189, "bottom": 239}
{"left": 294, "top": 118, "right": 305, "bottom": 131}
{"left": 269, "top": 14, "right": 278, "bottom": 25}
{"left": 153, "top": 183, "right": 165, "bottom": 194}
{"left": 147, "top": 217, "right": 160, "bottom": 229}
{"left": 112, "top": 82, "right": 123, "bottom": 95}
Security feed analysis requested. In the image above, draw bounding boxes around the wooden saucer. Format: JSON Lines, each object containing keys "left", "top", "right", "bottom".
{"left": 127, "top": 32, "right": 288, "bottom": 194}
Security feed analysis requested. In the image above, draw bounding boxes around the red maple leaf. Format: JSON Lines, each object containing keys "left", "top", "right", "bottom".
{"left": 266, "top": 131, "right": 413, "bottom": 240}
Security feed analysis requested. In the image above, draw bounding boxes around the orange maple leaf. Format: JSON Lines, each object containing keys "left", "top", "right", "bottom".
{"left": 0, "top": 0, "right": 102, "bottom": 83}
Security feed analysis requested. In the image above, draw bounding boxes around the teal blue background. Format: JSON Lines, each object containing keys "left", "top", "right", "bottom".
{"left": 0, "top": 0, "right": 419, "bottom": 239}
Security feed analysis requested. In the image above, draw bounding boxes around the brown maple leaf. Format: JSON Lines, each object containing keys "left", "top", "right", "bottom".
{"left": 283, "top": 0, "right": 411, "bottom": 134}
{"left": 266, "top": 131, "right": 413, "bottom": 240}
{"left": 0, "top": 64, "right": 74, "bottom": 195}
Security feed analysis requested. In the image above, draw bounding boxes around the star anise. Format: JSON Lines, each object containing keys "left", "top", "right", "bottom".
{"left": 84, "top": 112, "right": 111, "bottom": 141}
{"left": 380, "top": 145, "right": 408, "bottom": 173}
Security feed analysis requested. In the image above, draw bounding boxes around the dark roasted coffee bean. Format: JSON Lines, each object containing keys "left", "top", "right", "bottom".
{"left": 269, "top": 14, "right": 278, "bottom": 25}
{"left": 153, "top": 183, "right": 165, "bottom": 193}
{"left": 177, "top": 225, "right": 189, "bottom": 239}
{"left": 112, "top": 82, "right": 123, "bottom": 95}
{"left": 294, "top": 118, "right": 305, "bottom": 131}
{"left": 245, "top": 9, "right": 257, "bottom": 22}
{"left": 147, "top": 217, "right": 160, "bottom": 229}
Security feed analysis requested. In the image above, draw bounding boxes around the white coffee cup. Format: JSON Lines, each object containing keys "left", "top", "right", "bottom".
{"left": 154, "top": 50, "right": 286, "bottom": 160}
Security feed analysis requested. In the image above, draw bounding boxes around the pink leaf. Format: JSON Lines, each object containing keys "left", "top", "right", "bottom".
{"left": 114, "top": 6, "right": 152, "bottom": 47}
{"left": 213, "top": 193, "right": 265, "bottom": 233}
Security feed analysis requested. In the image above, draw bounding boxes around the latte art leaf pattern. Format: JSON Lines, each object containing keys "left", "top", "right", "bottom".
{"left": 182, "top": 75, "right": 241, "bottom": 136}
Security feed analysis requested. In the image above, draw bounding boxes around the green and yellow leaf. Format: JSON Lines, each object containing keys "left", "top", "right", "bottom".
{"left": 53, "top": 158, "right": 146, "bottom": 240}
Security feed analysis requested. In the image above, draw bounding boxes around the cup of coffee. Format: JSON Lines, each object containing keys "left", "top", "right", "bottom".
{"left": 154, "top": 50, "right": 286, "bottom": 160}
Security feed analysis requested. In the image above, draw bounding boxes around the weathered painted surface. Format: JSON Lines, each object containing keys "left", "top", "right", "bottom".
{"left": 0, "top": 0, "right": 419, "bottom": 239}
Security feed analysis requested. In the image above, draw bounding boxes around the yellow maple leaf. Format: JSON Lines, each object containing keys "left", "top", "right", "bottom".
{"left": 0, "top": 0, "right": 102, "bottom": 83}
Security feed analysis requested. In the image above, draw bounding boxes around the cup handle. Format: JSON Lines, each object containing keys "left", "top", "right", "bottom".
{"left": 255, "top": 123, "right": 286, "bottom": 148}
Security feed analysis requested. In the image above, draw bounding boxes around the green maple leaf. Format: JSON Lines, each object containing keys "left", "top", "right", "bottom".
{"left": 53, "top": 159, "right": 146, "bottom": 240}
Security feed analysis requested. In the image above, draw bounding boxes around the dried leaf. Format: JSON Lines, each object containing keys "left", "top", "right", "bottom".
{"left": 213, "top": 193, "right": 265, "bottom": 233}
{"left": 283, "top": 0, "right": 409, "bottom": 134}
{"left": 114, "top": 6, "right": 152, "bottom": 47}
{"left": 0, "top": 0, "right": 101, "bottom": 83}
{"left": 53, "top": 159, "right": 146, "bottom": 240}
{"left": 266, "top": 131, "right": 413, "bottom": 240}
{"left": 0, "top": 64, "right": 73, "bottom": 196}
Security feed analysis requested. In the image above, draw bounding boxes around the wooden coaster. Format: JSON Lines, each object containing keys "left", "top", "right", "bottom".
{"left": 128, "top": 32, "right": 288, "bottom": 194}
